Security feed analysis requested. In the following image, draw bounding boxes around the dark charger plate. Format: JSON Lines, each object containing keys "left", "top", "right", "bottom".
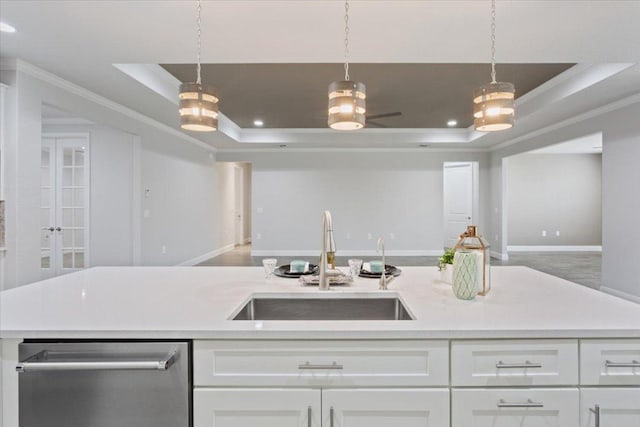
{"left": 359, "top": 264, "right": 402, "bottom": 278}
{"left": 274, "top": 263, "right": 319, "bottom": 278}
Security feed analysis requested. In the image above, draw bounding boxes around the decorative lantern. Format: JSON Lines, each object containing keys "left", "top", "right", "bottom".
{"left": 454, "top": 225, "right": 491, "bottom": 295}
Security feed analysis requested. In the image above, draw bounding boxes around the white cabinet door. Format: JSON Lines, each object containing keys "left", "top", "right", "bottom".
{"left": 194, "top": 388, "right": 320, "bottom": 427}
{"left": 581, "top": 388, "right": 640, "bottom": 427}
{"left": 323, "top": 389, "right": 450, "bottom": 427}
{"left": 452, "top": 388, "right": 579, "bottom": 427}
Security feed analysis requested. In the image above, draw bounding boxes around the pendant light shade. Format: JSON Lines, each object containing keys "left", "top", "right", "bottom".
{"left": 179, "top": 0, "right": 218, "bottom": 132}
{"left": 474, "top": 0, "right": 515, "bottom": 132}
{"left": 328, "top": 80, "right": 366, "bottom": 130}
{"left": 473, "top": 81, "right": 514, "bottom": 131}
{"left": 179, "top": 82, "right": 219, "bottom": 131}
{"left": 328, "top": 0, "right": 366, "bottom": 131}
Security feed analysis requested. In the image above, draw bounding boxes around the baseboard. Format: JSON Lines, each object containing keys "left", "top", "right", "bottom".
{"left": 491, "top": 251, "right": 509, "bottom": 261}
{"left": 177, "top": 244, "right": 235, "bottom": 266}
{"left": 600, "top": 286, "right": 640, "bottom": 304}
{"left": 250, "top": 249, "right": 444, "bottom": 257}
{"left": 507, "top": 245, "right": 602, "bottom": 252}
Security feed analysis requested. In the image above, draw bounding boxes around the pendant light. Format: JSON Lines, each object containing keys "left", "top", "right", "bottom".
{"left": 179, "top": 0, "right": 219, "bottom": 132}
{"left": 473, "top": 0, "right": 515, "bottom": 132}
{"left": 328, "top": 0, "right": 366, "bottom": 130}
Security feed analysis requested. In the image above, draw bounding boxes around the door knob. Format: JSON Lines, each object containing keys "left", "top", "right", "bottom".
{"left": 55, "top": 227, "right": 62, "bottom": 232}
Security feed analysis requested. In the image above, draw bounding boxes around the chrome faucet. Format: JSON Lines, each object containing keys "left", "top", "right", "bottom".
{"left": 319, "top": 211, "right": 336, "bottom": 291}
{"left": 377, "top": 237, "right": 394, "bottom": 290}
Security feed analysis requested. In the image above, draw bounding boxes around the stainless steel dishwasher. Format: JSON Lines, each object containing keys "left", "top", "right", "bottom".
{"left": 17, "top": 341, "right": 191, "bottom": 427}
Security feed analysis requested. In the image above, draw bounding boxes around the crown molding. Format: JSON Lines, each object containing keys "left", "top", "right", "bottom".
{"left": 491, "top": 91, "right": 640, "bottom": 152}
{"left": 2, "top": 58, "right": 217, "bottom": 152}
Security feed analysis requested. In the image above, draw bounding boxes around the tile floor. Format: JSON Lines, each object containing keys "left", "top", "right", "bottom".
{"left": 198, "top": 245, "right": 602, "bottom": 289}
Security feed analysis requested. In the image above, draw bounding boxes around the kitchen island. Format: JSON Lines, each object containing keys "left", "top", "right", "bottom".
{"left": 1, "top": 266, "right": 639, "bottom": 426}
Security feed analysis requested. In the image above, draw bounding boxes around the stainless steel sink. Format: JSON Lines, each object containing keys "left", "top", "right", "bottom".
{"left": 231, "top": 295, "right": 414, "bottom": 321}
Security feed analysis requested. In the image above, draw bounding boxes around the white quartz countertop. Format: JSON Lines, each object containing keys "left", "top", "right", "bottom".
{"left": 1, "top": 266, "right": 639, "bottom": 339}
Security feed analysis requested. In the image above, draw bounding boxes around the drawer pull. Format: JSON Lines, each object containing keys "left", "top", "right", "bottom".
{"left": 590, "top": 404, "right": 600, "bottom": 427}
{"left": 308, "top": 406, "right": 312, "bottom": 427}
{"left": 496, "top": 360, "right": 542, "bottom": 369}
{"left": 298, "top": 361, "right": 343, "bottom": 370}
{"left": 330, "top": 407, "right": 334, "bottom": 427}
{"left": 497, "top": 398, "right": 544, "bottom": 408}
{"left": 605, "top": 359, "right": 640, "bottom": 368}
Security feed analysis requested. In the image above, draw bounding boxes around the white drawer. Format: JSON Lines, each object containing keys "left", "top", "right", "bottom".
{"left": 452, "top": 388, "right": 579, "bottom": 427}
{"left": 451, "top": 339, "right": 579, "bottom": 386}
{"left": 580, "top": 339, "right": 640, "bottom": 385}
{"left": 194, "top": 339, "right": 449, "bottom": 387}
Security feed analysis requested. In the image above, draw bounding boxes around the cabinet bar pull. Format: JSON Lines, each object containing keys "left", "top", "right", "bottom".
{"left": 497, "top": 398, "right": 544, "bottom": 408}
{"left": 16, "top": 350, "right": 176, "bottom": 373}
{"left": 589, "top": 404, "right": 600, "bottom": 427}
{"left": 298, "top": 361, "right": 343, "bottom": 370}
{"left": 330, "top": 407, "right": 334, "bottom": 427}
{"left": 307, "top": 406, "right": 312, "bottom": 427}
{"left": 496, "top": 360, "right": 542, "bottom": 369}
{"left": 605, "top": 359, "right": 640, "bottom": 368}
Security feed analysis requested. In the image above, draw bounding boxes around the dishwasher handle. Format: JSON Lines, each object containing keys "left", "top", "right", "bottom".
{"left": 16, "top": 350, "right": 177, "bottom": 373}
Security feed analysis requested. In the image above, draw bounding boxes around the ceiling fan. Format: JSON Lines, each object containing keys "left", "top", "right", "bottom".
{"left": 366, "top": 112, "right": 402, "bottom": 128}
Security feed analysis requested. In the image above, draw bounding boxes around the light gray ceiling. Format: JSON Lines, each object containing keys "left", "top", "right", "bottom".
{"left": 1, "top": 1, "right": 638, "bottom": 150}
{"left": 162, "top": 63, "right": 573, "bottom": 129}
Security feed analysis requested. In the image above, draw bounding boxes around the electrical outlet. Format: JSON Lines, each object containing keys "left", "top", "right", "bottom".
{"left": 495, "top": 234, "right": 499, "bottom": 242}
{"left": 542, "top": 230, "right": 547, "bottom": 237}
{"left": 389, "top": 233, "right": 396, "bottom": 240}
{"left": 556, "top": 230, "right": 560, "bottom": 237}
{"left": 367, "top": 233, "right": 373, "bottom": 240}
{"left": 257, "top": 207, "right": 264, "bottom": 214}
{"left": 161, "top": 245, "right": 167, "bottom": 254}
{"left": 346, "top": 232, "right": 351, "bottom": 239}
{"left": 256, "top": 233, "right": 262, "bottom": 240}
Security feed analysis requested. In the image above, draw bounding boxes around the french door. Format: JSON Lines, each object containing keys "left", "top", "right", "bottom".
{"left": 41, "top": 135, "right": 90, "bottom": 279}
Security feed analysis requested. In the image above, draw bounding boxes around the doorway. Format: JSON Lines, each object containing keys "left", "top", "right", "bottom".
{"left": 443, "top": 162, "right": 478, "bottom": 249}
{"left": 41, "top": 134, "right": 91, "bottom": 279}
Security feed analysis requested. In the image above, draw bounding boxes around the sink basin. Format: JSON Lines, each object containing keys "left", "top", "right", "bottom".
{"left": 231, "top": 294, "right": 414, "bottom": 321}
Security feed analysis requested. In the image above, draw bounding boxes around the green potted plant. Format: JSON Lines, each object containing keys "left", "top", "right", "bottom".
{"left": 438, "top": 248, "right": 455, "bottom": 284}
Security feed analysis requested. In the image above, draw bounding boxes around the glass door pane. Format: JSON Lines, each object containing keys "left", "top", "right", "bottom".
{"left": 58, "top": 143, "right": 88, "bottom": 272}
{"left": 40, "top": 142, "right": 56, "bottom": 276}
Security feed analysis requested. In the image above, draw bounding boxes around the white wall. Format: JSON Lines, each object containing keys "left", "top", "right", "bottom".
{"left": 492, "top": 100, "right": 640, "bottom": 301}
{"left": 140, "top": 145, "right": 218, "bottom": 266}
{"left": 0, "top": 65, "right": 222, "bottom": 287}
{"left": 506, "top": 153, "right": 602, "bottom": 246}
{"left": 218, "top": 151, "right": 491, "bottom": 256}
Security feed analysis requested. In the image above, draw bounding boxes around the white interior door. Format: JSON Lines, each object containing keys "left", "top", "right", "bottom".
{"left": 233, "top": 165, "right": 243, "bottom": 245}
{"left": 443, "top": 162, "right": 475, "bottom": 249}
{"left": 41, "top": 135, "right": 90, "bottom": 278}
{"left": 40, "top": 139, "right": 57, "bottom": 279}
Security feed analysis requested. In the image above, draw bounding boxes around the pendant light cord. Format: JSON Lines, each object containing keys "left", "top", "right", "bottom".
{"left": 196, "top": 0, "right": 202, "bottom": 85}
{"left": 343, "top": 0, "right": 350, "bottom": 81}
{"left": 490, "top": 0, "right": 497, "bottom": 83}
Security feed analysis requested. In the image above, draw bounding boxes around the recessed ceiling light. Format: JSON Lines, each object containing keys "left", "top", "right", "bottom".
{"left": 253, "top": 119, "right": 264, "bottom": 127}
{"left": 447, "top": 119, "right": 458, "bottom": 127}
{"left": 0, "top": 22, "right": 17, "bottom": 33}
